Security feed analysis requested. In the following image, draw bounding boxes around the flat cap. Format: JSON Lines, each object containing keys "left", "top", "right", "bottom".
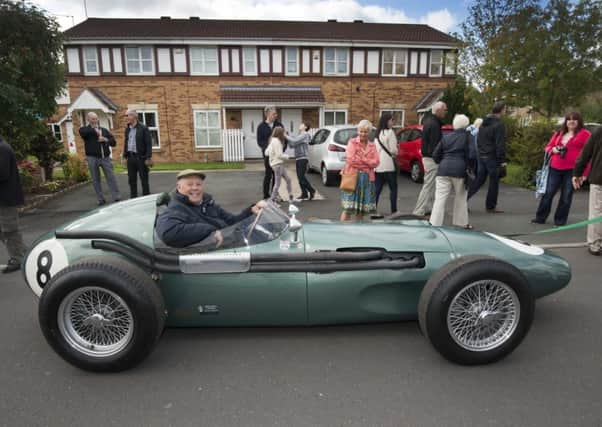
{"left": 176, "top": 169, "right": 206, "bottom": 180}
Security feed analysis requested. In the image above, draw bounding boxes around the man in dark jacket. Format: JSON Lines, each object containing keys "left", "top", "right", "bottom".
{"left": 573, "top": 126, "right": 602, "bottom": 255}
{"left": 123, "top": 109, "right": 153, "bottom": 198}
{"left": 156, "top": 170, "right": 266, "bottom": 248}
{"left": 467, "top": 101, "right": 507, "bottom": 212}
{"left": 0, "top": 136, "right": 26, "bottom": 273}
{"left": 80, "top": 112, "right": 121, "bottom": 205}
{"left": 257, "top": 106, "right": 283, "bottom": 199}
{"left": 413, "top": 101, "right": 447, "bottom": 216}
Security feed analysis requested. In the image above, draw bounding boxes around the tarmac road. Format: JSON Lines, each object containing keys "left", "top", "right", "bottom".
{"left": 1, "top": 166, "right": 601, "bottom": 427}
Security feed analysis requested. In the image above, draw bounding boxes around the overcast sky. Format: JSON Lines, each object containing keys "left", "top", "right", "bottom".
{"left": 31, "top": 0, "right": 467, "bottom": 34}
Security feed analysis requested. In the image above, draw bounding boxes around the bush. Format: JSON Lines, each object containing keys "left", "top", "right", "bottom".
{"left": 506, "top": 118, "right": 556, "bottom": 184}
{"left": 17, "top": 160, "right": 41, "bottom": 190}
{"left": 61, "top": 155, "right": 89, "bottom": 183}
{"left": 29, "top": 129, "right": 68, "bottom": 181}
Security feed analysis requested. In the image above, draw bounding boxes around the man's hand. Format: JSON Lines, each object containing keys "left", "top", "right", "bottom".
{"left": 572, "top": 176, "right": 585, "bottom": 190}
{"left": 251, "top": 200, "right": 267, "bottom": 214}
{"left": 214, "top": 230, "right": 223, "bottom": 248}
{"left": 98, "top": 136, "right": 107, "bottom": 143}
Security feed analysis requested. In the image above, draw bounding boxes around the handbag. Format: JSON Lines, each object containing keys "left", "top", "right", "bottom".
{"left": 535, "top": 152, "right": 551, "bottom": 198}
{"left": 340, "top": 168, "right": 358, "bottom": 192}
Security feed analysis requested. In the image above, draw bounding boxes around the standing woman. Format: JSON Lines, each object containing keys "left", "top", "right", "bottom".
{"left": 532, "top": 112, "right": 591, "bottom": 226}
{"left": 374, "top": 113, "right": 399, "bottom": 214}
{"left": 267, "top": 127, "right": 296, "bottom": 203}
{"left": 340, "top": 120, "right": 380, "bottom": 221}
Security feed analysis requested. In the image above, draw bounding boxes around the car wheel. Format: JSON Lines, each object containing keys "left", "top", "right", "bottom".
{"left": 418, "top": 255, "right": 534, "bottom": 365}
{"left": 321, "top": 164, "right": 336, "bottom": 186}
{"left": 39, "top": 256, "right": 166, "bottom": 372}
{"left": 410, "top": 161, "right": 423, "bottom": 183}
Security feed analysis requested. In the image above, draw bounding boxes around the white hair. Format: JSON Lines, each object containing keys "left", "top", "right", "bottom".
{"left": 453, "top": 114, "right": 470, "bottom": 130}
{"left": 87, "top": 112, "right": 98, "bottom": 120}
{"left": 264, "top": 105, "right": 276, "bottom": 115}
{"left": 432, "top": 101, "right": 446, "bottom": 114}
{"left": 357, "top": 119, "right": 372, "bottom": 130}
{"left": 126, "top": 109, "right": 137, "bottom": 117}
{"left": 473, "top": 118, "right": 483, "bottom": 128}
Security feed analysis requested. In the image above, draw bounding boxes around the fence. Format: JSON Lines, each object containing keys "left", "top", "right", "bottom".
{"left": 222, "top": 129, "right": 244, "bottom": 162}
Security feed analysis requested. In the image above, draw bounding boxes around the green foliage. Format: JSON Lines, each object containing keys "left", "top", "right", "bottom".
{"left": 578, "top": 92, "right": 602, "bottom": 123}
{"left": 441, "top": 76, "right": 480, "bottom": 123}
{"left": 61, "top": 155, "right": 90, "bottom": 183}
{"left": 0, "top": 1, "right": 65, "bottom": 155}
{"left": 29, "top": 130, "right": 68, "bottom": 180}
{"left": 506, "top": 118, "right": 556, "bottom": 184}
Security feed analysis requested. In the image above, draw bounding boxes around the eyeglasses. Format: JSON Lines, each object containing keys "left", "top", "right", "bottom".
{"left": 566, "top": 119, "right": 578, "bottom": 122}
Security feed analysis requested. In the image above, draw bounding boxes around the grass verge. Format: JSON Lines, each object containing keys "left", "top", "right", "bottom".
{"left": 112, "top": 162, "right": 245, "bottom": 174}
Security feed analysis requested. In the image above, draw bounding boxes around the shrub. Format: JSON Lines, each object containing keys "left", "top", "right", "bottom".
{"left": 506, "top": 118, "right": 556, "bottom": 183}
{"left": 17, "top": 160, "right": 40, "bottom": 190}
{"left": 29, "top": 130, "right": 68, "bottom": 181}
{"left": 61, "top": 155, "right": 89, "bottom": 183}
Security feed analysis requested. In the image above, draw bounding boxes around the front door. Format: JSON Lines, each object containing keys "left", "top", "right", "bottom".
{"left": 242, "top": 110, "right": 264, "bottom": 159}
{"left": 280, "top": 109, "right": 303, "bottom": 156}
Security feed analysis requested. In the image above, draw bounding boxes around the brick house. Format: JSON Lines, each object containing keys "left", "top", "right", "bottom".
{"left": 58, "top": 17, "right": 458, "bottom": 162}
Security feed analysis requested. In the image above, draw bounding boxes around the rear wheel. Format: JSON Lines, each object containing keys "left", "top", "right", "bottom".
{"left": 410, "top": 161, "right": 423, "bottom": 183}
{"left": 321, "top": 164, "right": 337, "bottom": 186}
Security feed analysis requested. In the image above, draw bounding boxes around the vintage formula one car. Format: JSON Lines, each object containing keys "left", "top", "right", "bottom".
{"left": 23, "top": 196, "right": 571, "bottom": 372}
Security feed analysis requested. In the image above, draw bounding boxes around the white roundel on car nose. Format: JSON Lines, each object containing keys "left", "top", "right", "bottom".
{"left": 25, "top": 238, "right": 69, "bottom": 297}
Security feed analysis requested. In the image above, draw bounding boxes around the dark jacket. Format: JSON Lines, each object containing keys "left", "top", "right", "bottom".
{"left": 257, "top": 120, "right": 283, "bottom": 153}
{"left": 79, "top": 125, "right": 116, "bottom": 158}
{"left": 477, "top": 115, "right": 506, "bottom": 162}
{"left": 0, "top": 138, "right": 25, "bottom": 207}
{"left": 124, "top": 122, "right": 153, "bottom": 159}
{"left": 574, "top": 126, "right": 602, "bottom": 185}
{"left": 420, "top": 112, "right": 443, "bottom": 158}
{"left": 433, "top": 129, "right": 476, "bottom": 178}
{"left": 156, "top": 191, "right": 253, "bottom": 248}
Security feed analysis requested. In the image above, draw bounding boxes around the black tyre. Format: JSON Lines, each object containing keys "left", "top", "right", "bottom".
{"left": 418, "top": 255, "right": 534, "bottom": 365}
{"left": 410, "top": 161, "right": 423, "bottom": 183}
{"left": 321, "top": 164, "right": 337, "bottom": 186}
{"left": 39, "top": 256, "right": 166, "bottom": 372}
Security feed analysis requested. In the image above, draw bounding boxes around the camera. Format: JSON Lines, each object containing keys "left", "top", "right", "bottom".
{"left": 558, "top": 146, "right": 567, "bottom": 158}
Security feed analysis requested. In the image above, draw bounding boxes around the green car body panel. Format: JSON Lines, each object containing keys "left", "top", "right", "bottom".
{"left": 23, "top": 195, "right": 571, "bottom": 328}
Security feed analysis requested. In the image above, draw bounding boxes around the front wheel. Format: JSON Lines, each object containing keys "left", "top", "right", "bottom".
{"left": 418, "top": 255, "right": 534, "bottom": 365}
{"left": 410, "top": 161, "right": 423, "bottom": 183}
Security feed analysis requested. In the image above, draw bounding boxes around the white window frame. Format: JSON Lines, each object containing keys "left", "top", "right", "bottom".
{"left": 323, "top": 110, "right": 347, "bottom": 126}
{"left": 137, "top": 110, "right": 160, "bottom": 149}
{"left": 66, "top": 47, "right": 81, "bottom": 73}
{"left": 323, "top": 48, "right": 349, "bottom": 76}
{"left": 83, "top": 46, "right": 99, "bottom": 75}
{"left": 379, "top": 110, "right": 405, "bottom": 130}
{"left": 429, "top": 50, "right": 443, "bottom": 77}
{"left": 382, "top": 49, "right": 407, "bottom": 77}
{"left": 125, "top": 46, "right": 155, "bottom": 75}
{"left": 285, "top": 47, "right": 299, "bottom": 76}
{"left": 444, "top": 51, "right": 457, "bottom": 75}
{"left": 193, "top": 110, "right": 222, "bottom": 149}
{"left": 190, "top": 46, "right": 219, "bottom": 76}
{"left": 243, "top": 47, "right": 257, "bottom": 76}
{"left": 47, "top": 123, "right": 62, "bottom": 141}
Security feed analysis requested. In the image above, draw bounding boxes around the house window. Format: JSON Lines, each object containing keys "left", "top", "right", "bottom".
{"left": 125, "top": 46, "right": 154, "bottom": 74}
{"left": 194, "top": 111, "right": 221, "bottom": 148}
{"left": 258, "top": 47, "right": 283, "bottom": 75}
{"left": 47, "top": 124, "right": 62, "bottom": 141}
{"left": 382, "top": 49, "right": 407, "bottom": 76}
{"left": 190, "top": 47, "right": 218, "bottom": 75}
{"left": 66, "top": 47, "right": 81, "bottom": 73}
{"left": 220, "top": 47, "right": 241, "bottom": 74}
{"left": 380, "top": 110, "right": 405, "bottom": 130}
{"left": 83, "top": 47, "right": 99, "bottom": 75}
{"left": 137, "top": 111, "right": 160, "bottom": 149}
{"left": 324, "top": 110, "right": 347, "bottom": 126}
{"left": 286, "top": 47, "right": 298, "bottom": 75}
{"left": 444, "top": 51, "right": 457, "bottom": 75}
{"left": 243, "top": 47, "right": 257, "bottom": 75}
{"left": 324, "top": 48, "right": 348, "bottom": 75}
{"left": 430, "top": 50, "right": 443, "bottom": 77}
{"left": 409, "top": 50, "right": 428, "bottom": 75}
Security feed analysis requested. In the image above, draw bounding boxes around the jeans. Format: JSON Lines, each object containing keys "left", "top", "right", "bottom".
{"left": 295, "top": 159, "right": 315, "bottom": 198}
{"left": 534, "top": 167, "right": 574, "bottom": 225}
{"left": 375, "top": 171, "right": 398, "bottom": 213}
{"left": 126, "top": 154, "right": 150, "bottom": 198}
{"left": 86, "top": 156, "right": 121, "bottom": 202}
{"left": 468, "top": 157, "right": 500, "bottom": 210}
{"left": 270, "top": 164, "right": 292, "bottom": 201}
{"left": 0, "top": 206, "right": 26, "bottom": 262}
{"left": 262, "top": 155, "right": 274, "bottom": 199}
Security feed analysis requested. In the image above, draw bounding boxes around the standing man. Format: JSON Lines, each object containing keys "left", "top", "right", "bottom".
{"left": 413, "top": 101, "right": 447, "bottom": 217}
{"left": 286, "top": 123, "right": 316, "bottom": 200}
{"left": 0, "top": 136, "right": 26, "bottom": 273}
{"left": 123, "top": 109, "right": 152, "bottom": 198}
{"left": 573, "top": 126, "right": 602, "bottom": 256}
{"left": 257, "top": 106, "right": 283, "bottom": 200}
{"left": 79, "top": 112, "right": 121, "bottom": 205}
{"left": 467, "top": 101, "right": 507, "bottom": 213}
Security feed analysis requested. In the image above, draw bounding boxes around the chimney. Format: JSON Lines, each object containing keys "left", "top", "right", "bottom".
{"left": 327, "top": 19, "right": 337, "bottom": 23}
{"left": 353, "top": 19, "right": 363, "bottom": 23}
{"left": 160, "top": 16, "right": 171, "bottom": 20}
{"left": 190, "top": 16, "right": 200, "bottom": 20}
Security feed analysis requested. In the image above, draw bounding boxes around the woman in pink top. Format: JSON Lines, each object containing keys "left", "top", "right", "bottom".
{"left": 532, "top": 112, "right": 591, "bottom": 226}
{"left": 340, "top": 119, "right": 380, "bottom": 221}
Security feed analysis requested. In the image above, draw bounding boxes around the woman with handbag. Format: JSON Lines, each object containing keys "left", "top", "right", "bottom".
{"left": 429, "top": 114, "right": 476, "bottom": 228}
{"left": 531, "top": 112, "right": 590, "bottom": 226}
{"left": 374, "top": 113, "right": 399, "bottom": 214}
{"left": 340, "top": 120, "right": 379, "bottom": 222}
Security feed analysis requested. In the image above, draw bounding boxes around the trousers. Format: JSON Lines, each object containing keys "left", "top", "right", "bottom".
{"left": 0, "top": 206, "right": 26, "bottom": 262}
{"left": 86, "top": 156, "right": 120, "bottom": 202}
{"left": 271, "top": 164, "right": 292, "bottom": 201}
{"left": 375, "top": 171, "right": 398, "bottom": 213}
{"left": 413, "top": 157, "right": 437, "bottom": 215}
{"left": 126, "top": 154, "right": 150, "bottom": 198}
{"left": 429, "top": 176, "right": 469, "bottom": 227}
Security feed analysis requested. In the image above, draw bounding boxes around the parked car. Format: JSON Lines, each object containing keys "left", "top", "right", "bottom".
{"left": 24, "top": 196, "right": 571, "bottom": 372}
{"left": 396, "top": 124, "right": 453, "bottom": 183}
{"left": 308, "top": 125, "right": 375, "bottom": 186}
{"left": 584, "top": 122, "right": 601, "bottom": 133}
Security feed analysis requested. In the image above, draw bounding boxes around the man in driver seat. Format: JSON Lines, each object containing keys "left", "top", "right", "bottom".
{"left": 156, "top": 170, "right": 266, "bottom": 248}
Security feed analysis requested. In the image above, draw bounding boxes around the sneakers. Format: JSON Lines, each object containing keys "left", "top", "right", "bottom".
{"left": 1, "top": 258, "right": 21, "bottom": 274}
{"left": 290, "top": 197, "right": 302, "bottom": 203}
{"left": 588, "top": 240, "right": 602, "bottom": 256}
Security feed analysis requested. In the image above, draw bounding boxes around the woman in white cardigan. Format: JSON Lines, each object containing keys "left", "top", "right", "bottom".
{"left": 266, "top": 127, "right": 297, "bottom": 203}
{"left": 374, "top": 113, "right": 399, "bottom": 214}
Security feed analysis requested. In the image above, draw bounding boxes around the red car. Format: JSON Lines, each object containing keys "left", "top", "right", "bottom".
{"left": 396, "top": 124, "right": 453, "bottom": 183}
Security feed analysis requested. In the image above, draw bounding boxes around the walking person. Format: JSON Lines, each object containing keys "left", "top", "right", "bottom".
{"left": 0, "top": 136, "right": 27, "bottom": 273}
{"left": 340, "top": 120, "right": 380, "bottom": 222}
{"left": 532, "top": 112, "right": 591, "bottom": 226}
{"left": 285, "top": 123, "right": 316, "bottom": 201}
{"left": 413, "top": 101, "right": 447, "bottom": 217}
{"left": 257, "top": 106, "right": 283, "bottom": 200}
{"left": 374, "top": 113, "right": 398, "bottom": 214}
{"left": 573, "top": 126, "right": 602, "bottom": 255}
{"left": 467, "top": 101, "right": 507, "bottom": 213}
{"left": 123, "top": 109, "right": 153, "bottom": 198}
{"left": 79, "top": 112, "right": 121, "bottom": 205}
{"left": 429, "top": 115, "right": 476, "bottom": 228}
{"left": 267, "top": 127, "right": 297, "bottom": 203}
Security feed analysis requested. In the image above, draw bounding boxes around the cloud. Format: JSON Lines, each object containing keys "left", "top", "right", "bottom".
{"left": 420, "top": 9, "right": 456, "bottom": 33}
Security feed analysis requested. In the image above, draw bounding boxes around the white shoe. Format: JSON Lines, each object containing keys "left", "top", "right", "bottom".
{"left": 290, "top": 197, "right": 302, "bottom": 203}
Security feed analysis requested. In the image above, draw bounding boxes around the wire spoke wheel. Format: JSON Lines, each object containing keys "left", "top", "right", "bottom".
{"left": 447, "top": 280, "right": 520, "bottom": 352}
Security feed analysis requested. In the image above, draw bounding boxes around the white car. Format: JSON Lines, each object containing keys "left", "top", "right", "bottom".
{"left": 308, "top": 125, "right": 375, "bottom": 186}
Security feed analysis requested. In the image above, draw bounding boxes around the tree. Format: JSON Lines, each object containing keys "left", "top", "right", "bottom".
{"left": 0, "top": 1, "right": 65, "bottom": 157}
{"left": 440, "top": 76, "right": 483, "bottom": 123}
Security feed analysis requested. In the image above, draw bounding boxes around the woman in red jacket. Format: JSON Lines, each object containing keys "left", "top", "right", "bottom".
{"left": 532, "top": 112, "right": 591, "bottom": 226}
